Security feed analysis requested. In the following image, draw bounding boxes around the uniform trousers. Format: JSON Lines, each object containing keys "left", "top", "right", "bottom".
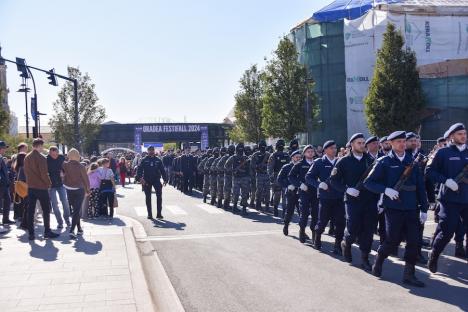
{"left": 316, "top": 198, "right": 345, "bottom": 242}
{"left": 344, "top": 199, "right": 378, "bottom": 254}
{"left": 432, "top": 201, "right": 468, "bottom": 256}
{"left": 298, "top": 189, "right": 318, "bottom": 230}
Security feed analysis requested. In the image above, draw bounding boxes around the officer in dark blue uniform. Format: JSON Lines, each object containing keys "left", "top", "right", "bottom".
{"left": 365, "top": 136, "right": 383, "bottom": 160}
{"left": 306, "top": 140, "right": 344, "bottom": 253}
{"left": 329, "top": 133, "right": 377, "bottom": 271}
{"left": 426, "top": 123, "right": 468, "bottom": 273}
{"left": 289, "top": 145, "right": 318, "bottom": 244}
{"left": 365, "top": 131, "right": 428, "bottom": 287}
{"left": 136, "top": 145, "right": 168, "bottom": 220}
{"left": 278, "top": 150, "right": 302, "bottom": 236}
{"left": 379, "top": 136, "right": 392, "bottom": 156}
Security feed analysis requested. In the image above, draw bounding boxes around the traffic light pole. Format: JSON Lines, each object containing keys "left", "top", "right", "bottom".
{"left": 26, "top": 67, "right": 38, "bottom": 137}
{"left": 0, "top": 57, "right": 81, "bottom": 151}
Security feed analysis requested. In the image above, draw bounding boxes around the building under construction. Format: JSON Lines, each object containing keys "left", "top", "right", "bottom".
{"left": 290, "top": 0, "right": 468, "bottom": 145}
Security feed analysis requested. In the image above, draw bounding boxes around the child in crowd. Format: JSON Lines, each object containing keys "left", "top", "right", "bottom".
{"left": 98, "top": 158, "right": 116, "bottom": 219}
{"left": 87, "top": 163, "right": 101, "bottom": 218}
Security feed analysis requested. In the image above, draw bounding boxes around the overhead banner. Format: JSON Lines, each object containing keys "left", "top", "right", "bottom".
{"left": 344, "top": 10, "right": 468, "bottom": 136}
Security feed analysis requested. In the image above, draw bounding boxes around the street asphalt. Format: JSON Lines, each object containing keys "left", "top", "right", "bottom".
{"left": 116, "top": 183, "right": 467, "bottom": 312}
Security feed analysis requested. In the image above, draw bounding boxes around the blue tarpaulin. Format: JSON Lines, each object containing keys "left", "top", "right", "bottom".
{"left": 312, "top": 0, "right": 402, "bottom": 23}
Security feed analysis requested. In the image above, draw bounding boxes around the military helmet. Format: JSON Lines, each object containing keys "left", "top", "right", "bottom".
{"left": 276, "top": 139, "right": 285, "bottom": 148}
{"left": 227, "top": 144, "right": 235, "bottom": 154}
{"left": 220, "top": 146, "right": 227, "bottom": 154}
{"left": 258, "top": 140, "right": 267, "bottom": 148}
{"left": 235, "top": 143, "right": 245, "bottom": 153}
{"left": 213, "top": 147, "right": 220, "bottom": 154}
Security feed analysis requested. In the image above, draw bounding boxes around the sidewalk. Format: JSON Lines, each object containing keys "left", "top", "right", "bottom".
{"left": 0, "top": 213, "right": 154, "bottom": 312}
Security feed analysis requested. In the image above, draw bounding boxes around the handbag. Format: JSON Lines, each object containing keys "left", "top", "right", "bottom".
{"left": 14, "top": 168, "right": 28, "bottom": 204}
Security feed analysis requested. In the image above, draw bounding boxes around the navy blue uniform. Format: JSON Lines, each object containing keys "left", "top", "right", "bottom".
{"left": 306, "top": 156, "right": 345, "bottom": 244}
{"left": 364, "top": 151, "right": 428, "bottom": 265}
{"left": 289, "top": 158, "right": 318, "bottom": 232}
{"left": 329, "top": 153, "right": 378, "bottom": 255}
{"left": 426, "top": 144, "right": 468, "bottom": 262}
{"left": 278, "top": 162, "right": 297, "bottom": 226}
{"left": 136, "top": 155, "right": 168, "bottom": 218}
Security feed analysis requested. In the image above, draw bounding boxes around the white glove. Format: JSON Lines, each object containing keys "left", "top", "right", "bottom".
{"left": 318, "top": 182, "right": 328, "bottom": 190}
{"left": 384, "top": 188, "right": 399, "bottom": 200}
{"left": 346, "top": 187, "right": 360, "bottom": 197}
{"left": 445, "top": 178, "right": 459, "bottom": 192}
{"left": 420, "top": 212, "right": 427, "bottom": 224}
{"left": 287, "top": 184, "right": 296, "bottom": 191}
{"left": 300, "top": 183, "right": 308, "bottom": 191}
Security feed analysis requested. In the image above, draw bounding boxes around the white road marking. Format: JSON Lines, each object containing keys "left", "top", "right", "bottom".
{"left": 138, "top": 230, "right": 280, "bottom": 241}
{"left": 165, "top": 205, "right": 188, "bottom": 215}
{"left": 196, "top": 204, "right": 224, "bottom": 214}
{"left": 134, "top": 206, "right": 148, "bottom": 217}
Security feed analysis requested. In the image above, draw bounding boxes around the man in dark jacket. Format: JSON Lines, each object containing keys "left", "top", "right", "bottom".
{"left": 47, "top": 146, "right": 71, "bottom": 228}
{"left": 0, "top": 141, "right": 13, "bottom": 226}
{"left": 136, "top": 146, "right": 168, "bottom": 220}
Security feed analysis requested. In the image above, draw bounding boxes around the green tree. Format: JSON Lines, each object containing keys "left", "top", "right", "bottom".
{"left": 262, "top": 36, "right": 317, "bottom": 141}
{"left": 364, "top": 23, "right": 425, "bottom": 136}
{"left": 49, "top": 67, "right": 106, "bottom": 154}
{"left": 0, "top": 87, "right": 9, "bottom": 136}
{"left": 230, "top": 64, "right": 265, "bottom": 143}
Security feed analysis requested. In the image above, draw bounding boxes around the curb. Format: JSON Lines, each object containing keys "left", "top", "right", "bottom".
{"left": 120, "top": 215, "right": 185, "bottom": 312}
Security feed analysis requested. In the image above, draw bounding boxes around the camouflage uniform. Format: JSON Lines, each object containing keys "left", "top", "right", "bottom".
{"left": 223, "top": 155, "right": 234, "bottom": 208}
{"left": 202, "top": 155, "right": 215, "bottom": 201}
{"left": 268, "top": 144, "right": 290, "bottom": 216}
{"left": 209, "top": 156, "right": 220, "bottom": 204}
{"left": 216, "top": 150, "right": 230, "bottom": 207}
{"left": 232, "top": 155, "right": 250, "bottom": 211}
{"left": 251, "top": 149, "right": 271, "bottom": 210}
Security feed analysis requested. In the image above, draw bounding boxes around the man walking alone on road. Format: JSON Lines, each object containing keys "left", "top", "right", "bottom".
{"left": 136, "top": 145, "right": 168, "bottom": 220}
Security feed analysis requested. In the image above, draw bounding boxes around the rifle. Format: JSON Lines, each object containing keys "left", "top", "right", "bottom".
{"left": 355, "top": 159, "right": 377, "bottom": 191}
{"left": 233, "top": 158, "right": 246, "bottom": 175}
{"left": 393, "top": 154, "right": 424, "bottom": 192}
{"left": 455, "top": 164, "right": 468, "bottom": 191}
{"left": 256, "top": 153, "right": 269, "bottom": 173}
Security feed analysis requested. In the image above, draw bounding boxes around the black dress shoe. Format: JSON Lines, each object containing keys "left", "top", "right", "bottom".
{"left": 427, "top": 251, "right": 439, "bottom": 273}
{"left": 44, "top": 231, "right": 59, "bottom": 239}
{"left": 454, "top": 241, "right": 466, "bottom": 258}
{"left": 283, "top": 224, "right": 289, "bottom": 236}
{"left": 403, "top": 264, "right": 425, "bottom": 287}
{"left": 361, "top": 255, "right": 372, "bottom": 271}
{"left": 156, "top": 215, "right": 164, "bottom": 219}
{"left": 3, "top": 220, "right": 15, "bottom": 225}
{"left": 147, "top": 216, "right": 153, "bottom": 220}
{"left": 341, "top": 241, "right": 352, "bottom": 263}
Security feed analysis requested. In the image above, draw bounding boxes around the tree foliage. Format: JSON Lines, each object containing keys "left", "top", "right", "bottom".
{"left": 364, "top": 23, "right": 425, "bottom": 136}
{"left": 49, "top": 67, "right": 106, "bottom": 154}
{"left": 230, "top": 64, "right": 265, "bottom": 143}
{"left": 262, "top": 36, "right": 317, "bottom": 141}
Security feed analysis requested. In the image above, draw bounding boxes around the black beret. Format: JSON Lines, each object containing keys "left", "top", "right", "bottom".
{"left": 447, "top": 123, "right": 465, "bottom": 137}
{"left": 406, "top": 132, "right": 417, "bottom": 140}
{"left": 365, "top": 136, "right": 378, "bottom": 146}
{"left": 291, "top": 150, "right": 301, "bottom": 157}
{"left": 348, "top": 133, "right": 364, "bottom": 144}
{"left": 437, "top": 137, "right": 446, "bottom": 143}
{"left": 323, "top": 140, "right": 336, "bottom": 150}
{"left": 379, "top": 136, "right": 388, "bottom": 144}
{"left": 147, "top": 145, "right": 155, "bottom": 150}
{"left": 388, "top": 131, "right": 406, "bottom": 141}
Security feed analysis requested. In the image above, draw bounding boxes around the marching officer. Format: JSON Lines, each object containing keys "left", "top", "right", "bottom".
{"left": 209, "top": 147, "right": 220, "bottom": 205}
{"left": 251, "top": 140, "right": 271, "bottom": 211}
{"left": 215, "top": 146, "right": 229, "bottom": 208}
{"left": 289, "top": 145, "right": 318, "bottom": 244}
{"left": 268, "top": 140, "right": 290, "bottom": 217}
{"left": 365, "top": 131, "right": 428, "bottom": 287}
{"left": 329, "top": 133, "right": 378, "bottom": 271}
{"left": 278, "top": 150, "right": 302, "bottom": 235}
{"left": 426, "top": 123, "right": 468, "bottom": 273}
{"left": 306, "top": 140, "right": 344, "bottom": 254}
{"left": 365, "top": 136, "right": 383, "bottom": 160}
{"left": 200, "top": 149, "right": 213, "bottom": 203}
{"left": 135, "top": 145, "right": 168, "bottom": 220}
{"left": 229, "top": 143, "right": 250, "bottom": 214}
{"left": 222, "top": 145, "right": 236, "bottom": 210}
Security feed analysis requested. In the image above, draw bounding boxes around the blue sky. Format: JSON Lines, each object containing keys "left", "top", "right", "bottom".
{"left": 0, "top": 0, "right": 329, "bottom": 126}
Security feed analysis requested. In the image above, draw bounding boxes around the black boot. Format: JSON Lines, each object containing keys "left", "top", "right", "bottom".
{"left": 265, "top": 203, "right": 270, "bottom": 213}
{"left": 283, "top": 223, "right": 289, "bottom": 236}
{"left": 427, "top": 250, "right": 439, "bottom": 273}
{"left": 328, "top": 226, "right": 335, "bottom": 236}
{"left": 255, "top": 199, "right": 262, "bottom": 211}
{"left": 333, "top": 240, "right": 342, "bottom": 255}
{"left": 299, "top": 228, "right": 309, "bottom": 244}
{"left": 242, "top": 205, "right": 247, "bottom": 215}
{"left": 217, "top": 198, "right": 223, "bottom": 208}
{"left": 361, "top": 253, "right": 372, "bottom": 271}
{"left": 273, "top": 205, "right": 278, "bottom": 217}
{"left": 455, "top": 241, "right": 466, "bottom": 258}
{"left": 210, "top": 197, "right": 216, "bottom": 206}
{"left": 403, "top": 263, "right": 425, "bottom": 287}
{"left": 223, "top": 199, "right": 230, "bottom": 210}
{"left": 311, "top": 230, "right": 316, "bottom": 247}
{"left": 314, "top": 233, "right": 322, "bottom": 250}
{"left": 203, "top": 194, "right": 207, "bottom": 203}
{"left": 249, "top": 198, "right": 255, "bottom": 208}
{"left": 341, "top": 241, "right": 352, "bottom": 263}
{"left": 232, "top": 202, "right": 238, "bottom": 214}
{"left": 417, "top": 250, "right": 427, "bottom": 264}
{"left": 372, "top": 253, "right": 385, "bottom": 277}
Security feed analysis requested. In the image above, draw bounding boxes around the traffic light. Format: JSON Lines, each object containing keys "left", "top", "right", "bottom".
{"left": 15, "top": 57, "right": 30, "bottom": 79}
{"left": 47, "top": 69, "right": 58, "bottom": 86}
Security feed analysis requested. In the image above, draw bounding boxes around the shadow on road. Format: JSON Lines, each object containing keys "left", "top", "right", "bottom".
{"left": 152, "top": 218, "right": 186, "bottom": 231}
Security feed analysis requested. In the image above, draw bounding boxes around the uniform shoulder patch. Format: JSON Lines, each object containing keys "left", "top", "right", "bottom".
{"left": 331, "top": 167, "right": 338, "bottom": 176}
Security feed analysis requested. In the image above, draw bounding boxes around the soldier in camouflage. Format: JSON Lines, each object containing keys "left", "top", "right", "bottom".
{"left": 215, "top": 147, "right": 228, "bottom": 207}
{"left": 268, "top": 139, "right": 290, "bottom": 217}
{"left": 209, "top": 147, "right": 220, "bottom": 205}
{"left": 230, "top": 143, "right": 250, "bottom": 214}
{"left": 201, "top": 149, "right": 214, "bottom": 203}
{"left": 248, "top": 144, "right": 257, "bottom": 208}
{"left": 251, "top": 140, "right": 271, "bottom": 212}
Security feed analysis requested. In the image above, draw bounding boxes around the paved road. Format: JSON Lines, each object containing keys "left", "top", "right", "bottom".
{"left": 116, "top": 184, "right": 467, "bottom": 312}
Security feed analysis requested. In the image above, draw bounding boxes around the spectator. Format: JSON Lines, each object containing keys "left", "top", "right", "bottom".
{"left": 0, "top": 141, "right": 14, "bottom": 226}
{"left": 118, "top": 157, "right": 127, "bottom": 187}
{"left": 63, "top": 149, "right": 90, "bottom": 239}
{"left": 87, "top": 163, "right": 101, "bottom": 218}
{"left": 24, "top": 138, "right": 59, "bottom": 240}
{"left": 47, "top": 146, "right": 71, "bottom": 228}
{"left": 13, "top": 152, "right": 28, "bottom": 229}
{"left": 98, "top": 158, "right": 116, "bottom": 219}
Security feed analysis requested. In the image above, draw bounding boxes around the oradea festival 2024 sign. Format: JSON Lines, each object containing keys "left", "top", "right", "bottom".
{"left": 142, "top": 124, "right": 201, "bottom": 133}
